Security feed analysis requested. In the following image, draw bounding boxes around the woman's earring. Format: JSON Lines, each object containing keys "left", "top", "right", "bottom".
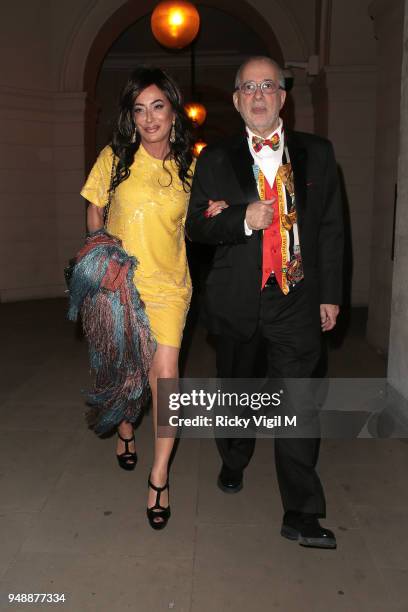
{"left": 131, "top": 127, "right": 137, "bottom": 143}
{"left": 169, "top": 120, "right": 176, "bottom": 144}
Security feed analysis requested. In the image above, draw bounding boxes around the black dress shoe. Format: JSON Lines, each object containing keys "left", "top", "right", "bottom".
{"left": 281, "top": 512, "right": 337, "bottom": 549}
{"left": 217, "top": 466, "right": 243, "bottom": 494}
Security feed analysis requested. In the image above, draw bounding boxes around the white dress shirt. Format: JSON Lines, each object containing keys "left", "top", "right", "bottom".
{"left": 244, "top": 119, "right": 284, "bottom": 235}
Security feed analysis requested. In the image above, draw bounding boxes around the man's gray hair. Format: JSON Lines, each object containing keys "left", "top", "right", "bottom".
{"left": 234, "top": 56, "right": 285, "bottom": 90}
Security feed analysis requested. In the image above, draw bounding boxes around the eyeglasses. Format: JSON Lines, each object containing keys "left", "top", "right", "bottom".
{"left": 235, "top": 80, "right": 284, "bottom": 95}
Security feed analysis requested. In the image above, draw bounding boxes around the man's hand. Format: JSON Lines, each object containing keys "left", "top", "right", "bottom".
{"left": 245, "top": 199, "right": 274, "bottom": 230}
{"left": 204, "top": 199, "right": 229, "bottom": 217}
{"left": 320, "top": 304, "right": 340, "bottom": 332}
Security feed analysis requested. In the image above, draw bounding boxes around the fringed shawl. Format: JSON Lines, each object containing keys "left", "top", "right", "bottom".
{"left": 68, "top": 230, "right": 156, "bottom": 434}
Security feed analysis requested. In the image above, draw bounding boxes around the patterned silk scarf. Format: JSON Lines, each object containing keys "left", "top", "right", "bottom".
{"left": 252, "top": 143, "right": 304, "bottom": 294}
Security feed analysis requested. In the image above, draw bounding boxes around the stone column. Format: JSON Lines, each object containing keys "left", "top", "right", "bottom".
{"left": 387, "top": 0, "right": 408, "bottom": 399}
{"left": 367, "top": 0, "right": 405, "bottom": 352}
{"left": 0, "top": 87, "right": 58, "bottom": 301}
{"left": 0, "top": 88, "right": 90, "bottom": 301}
{"left": 312, "top": 65, "right": 377, "bottom": 307}
{"left": 54, "top": 92, "right": 90, "bottom": 294}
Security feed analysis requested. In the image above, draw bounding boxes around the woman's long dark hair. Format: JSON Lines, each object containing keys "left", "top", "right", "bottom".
{"left": 111, "top": 66, "right": 193, "bottom": 193}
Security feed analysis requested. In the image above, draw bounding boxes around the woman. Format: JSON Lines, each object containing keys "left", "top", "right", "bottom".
{"left": 81, "top": 66, "right": 194, "bottom": 530}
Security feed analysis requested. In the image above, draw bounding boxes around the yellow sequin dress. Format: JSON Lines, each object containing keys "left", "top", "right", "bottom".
{"left": 80, "top": 144, "right": 193, "bottom": 348}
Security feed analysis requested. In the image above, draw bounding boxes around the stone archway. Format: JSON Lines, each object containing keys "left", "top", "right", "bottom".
{"left": 60, "top": 0, "right": 307, "bottom": 95}
{"left": 60, "top": 0, "right": 308, "bottom": 168}
{"left": 83, "top": 1, "right": 286, "bottom": 97}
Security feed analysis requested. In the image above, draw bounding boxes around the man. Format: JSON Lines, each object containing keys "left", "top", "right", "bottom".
{"left": 186, "top": 56, "right": 343, "bottom": 549}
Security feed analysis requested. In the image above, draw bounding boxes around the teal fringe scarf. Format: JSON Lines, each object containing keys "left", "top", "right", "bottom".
{"left": 68, "top": 230, "right": 156, "bottom": 434}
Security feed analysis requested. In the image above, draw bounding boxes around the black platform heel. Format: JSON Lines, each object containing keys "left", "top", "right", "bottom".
{"left": 146, "top": 475, "right": 171, "bottom": 530}
{"left": 116, "top": 432, "right": 137, "bottom": 471}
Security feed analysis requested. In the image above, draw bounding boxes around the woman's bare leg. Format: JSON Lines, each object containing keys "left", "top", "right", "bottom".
{"left": 147, "top": 344, "right": 179, "bottom": 519}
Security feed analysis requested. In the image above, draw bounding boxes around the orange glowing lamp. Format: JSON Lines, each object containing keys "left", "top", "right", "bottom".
{"left": 184, "top": 102, "right": 207, "bottom": 126}
{"left": 151, "top": 1, "right": 200, "bottom": 49}
{"left": 193, "top": 140, "right": 207, "bottom": 156}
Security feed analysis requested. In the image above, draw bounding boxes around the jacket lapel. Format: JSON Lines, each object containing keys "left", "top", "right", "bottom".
{"left": 285, "top": 130, "right": 307, "bottom": 229}
{"left": 227, "top": 131, "right": 308, "bottom": 225}
{"left": 227, "top": 133, "right": 260, "bottom": 204}
{"left": 227, "top": 132, "right": 262, "bottom": 264}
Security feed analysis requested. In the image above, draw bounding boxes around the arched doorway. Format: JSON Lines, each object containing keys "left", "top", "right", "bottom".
{"left": 82, "top": 2, "right": 289, "bottom": 167}
{"left": 54, "top": 0, "right": 310, "bottom": 299}
{"left": 82, "top": 1, "right": 285, "bottom": 95}
{"left": 92, "top": 6, "right": 281, "bottom": 157}
{"left": 59, "top": 0, "right": 308, "bottom": 168}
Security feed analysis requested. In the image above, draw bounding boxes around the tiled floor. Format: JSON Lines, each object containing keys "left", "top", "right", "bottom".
{"left": 1, "top": 298, "right": 407, "bottom": 612}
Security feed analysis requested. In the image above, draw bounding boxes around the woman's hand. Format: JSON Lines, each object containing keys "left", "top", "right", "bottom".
{"left": 204, "top": 199, "right": 229, "bottom": 218}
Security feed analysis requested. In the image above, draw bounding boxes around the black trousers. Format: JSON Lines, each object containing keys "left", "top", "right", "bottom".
{"left": 215, "top": 281, "right": 326, "bottom": 517}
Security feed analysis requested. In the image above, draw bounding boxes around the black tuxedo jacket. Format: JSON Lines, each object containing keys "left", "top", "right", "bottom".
{"left": 185, "top": 129, "right": 344, "bottom": 341}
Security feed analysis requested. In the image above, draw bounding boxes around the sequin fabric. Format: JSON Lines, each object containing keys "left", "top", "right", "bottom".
{"left": 80, "top": 145, "right": 194, "bottom": 348}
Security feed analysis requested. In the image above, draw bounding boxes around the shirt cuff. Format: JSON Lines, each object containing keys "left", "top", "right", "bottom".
{"left": 244, "top": 219, "right": 253, "bottom": 236}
